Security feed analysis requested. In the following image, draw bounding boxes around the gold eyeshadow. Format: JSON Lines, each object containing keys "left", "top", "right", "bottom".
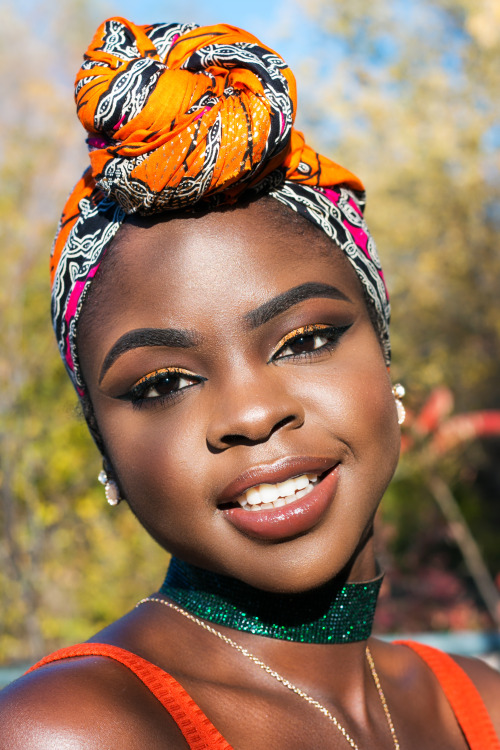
{"left": 271, "top": 324, "right": 332, "bottom": 356}
{"left": 132, "top": 367, "right": 196, "bottom": 389}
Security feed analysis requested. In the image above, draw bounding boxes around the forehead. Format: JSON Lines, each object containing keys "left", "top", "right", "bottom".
{"left": 79, "top": 198, "right": 365, "bottom": 352}
{"left": 112, "top": 200, "right": 359, "bottom": 297}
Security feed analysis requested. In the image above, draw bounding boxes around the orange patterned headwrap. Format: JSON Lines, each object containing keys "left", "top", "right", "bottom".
{"left": 51, "top": 18, "right": 389, "bottom": 396}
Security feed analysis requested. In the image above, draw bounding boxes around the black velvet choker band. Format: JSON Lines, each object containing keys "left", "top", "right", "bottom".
{"left": 159, "top": 557, "right": 382, "bottom": 644}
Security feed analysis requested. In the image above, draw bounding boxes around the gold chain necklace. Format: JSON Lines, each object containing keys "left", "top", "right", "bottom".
{"left": 137, "top": 596, "right": 400, "bottom": 749}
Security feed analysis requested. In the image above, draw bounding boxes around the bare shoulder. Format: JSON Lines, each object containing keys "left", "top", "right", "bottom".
{"left": 380, "top": 638, "right": 500, "bottom": 735}
{"left": 371, "top": 639, "right": 500, "bottom": 743}
{"left": 0, "top": 655, "right": 188, "bottom": 750}
{"left": 452, "top": 653, "right": 500, "bottom": 735}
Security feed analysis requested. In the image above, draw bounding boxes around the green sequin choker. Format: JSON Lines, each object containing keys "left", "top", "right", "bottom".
{"left": 159, "top": 557, "right": 383, "bottom": 644}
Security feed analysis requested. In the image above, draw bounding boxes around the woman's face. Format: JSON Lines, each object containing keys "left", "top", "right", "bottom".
{"left": 79, "top": 200, "right": 400, "bottom": 593}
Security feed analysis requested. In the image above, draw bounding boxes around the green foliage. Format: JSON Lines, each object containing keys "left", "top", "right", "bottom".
{"left": 0, "top": 1, "right": 167, "bottom": 663}
{"left": 1, "top": 0, "right": 499, "bottom": 662}
{"left": 296, "top": 0, "right": 500, "bottom": 629}
{"left": 298, "top": 0, "right": 500, "bottom": 407}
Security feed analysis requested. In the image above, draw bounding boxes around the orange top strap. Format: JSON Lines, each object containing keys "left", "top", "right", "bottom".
{"left": 27, "top": 640, "right": 499, "bottom": 749}
{"left": 26, "top": 643, "right": 233, "bottom": 750}
{"left": 397, "top": 640, "right": 500, "bottom": 750}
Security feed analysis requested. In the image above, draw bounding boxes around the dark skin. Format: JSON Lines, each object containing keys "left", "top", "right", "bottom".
{"left": 1, "top": 200, "right": 499, "bottom": 749}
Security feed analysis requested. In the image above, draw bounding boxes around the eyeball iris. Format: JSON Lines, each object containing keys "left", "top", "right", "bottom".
{"left": 145, "top": 373, "right": 190, "bottom": 398}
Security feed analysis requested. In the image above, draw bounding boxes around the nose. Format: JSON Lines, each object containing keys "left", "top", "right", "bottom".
{"left": 205, "top": 370, "right": 305, "bottom": 450}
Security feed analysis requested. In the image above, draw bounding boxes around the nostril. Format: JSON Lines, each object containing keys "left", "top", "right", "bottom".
{"left": 273, "top": 415, "right": 297, "bottom": 433}
{"left": 221, "top": 434, "right": 257, "bottom": 448}
{"left": 205, "top": 389, "right": 305, "bottom": 453}
{"left": 220, "top": 415, "right": 299, "bottom": 448}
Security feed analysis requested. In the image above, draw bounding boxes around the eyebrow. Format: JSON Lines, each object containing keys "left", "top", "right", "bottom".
{"left": 244, "top": 282, "right": 352, "bottom": 329}
{"left": 99, "top": 328, "right": 200, "bottom": 383}
{"left": 99, "top": 283, "right": 351, "bottom": 383}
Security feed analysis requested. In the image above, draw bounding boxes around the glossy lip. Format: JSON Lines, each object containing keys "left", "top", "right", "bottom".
{"left": 219, "top": 459, "right": 340, "bottom": 542}
{"left": 218, "top": 456, "right": 336, "bottom": 504}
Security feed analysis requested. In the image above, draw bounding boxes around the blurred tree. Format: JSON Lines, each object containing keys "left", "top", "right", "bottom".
{"left": 297, "top": 0, "right": 500, "bottom": 403}
{"left": 1, "top": 0, "right": 499, "bottom": 663}
{"left": 0, "top": 1, "right": 167, "bottom": 663}
{"left": 296, "top": 0, "right": 500, "bottom": 628}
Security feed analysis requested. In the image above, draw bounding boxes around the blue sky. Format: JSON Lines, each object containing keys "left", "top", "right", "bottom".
{"left": 101, "top": 0, "right": 294, "bottom": 42}
{"left": 92, "top": 0, "right": 344, "bottom": 133}
{"left": 105, "top": 0, "right": 284, "bottom": 28}
{"left": 7, "top": 0, "right": 341, "bottom": 140}
{"left": 97, "top": 0, "right": 318, "bottom": 75}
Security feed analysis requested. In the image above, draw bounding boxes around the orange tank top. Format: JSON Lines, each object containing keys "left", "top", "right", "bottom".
{"left": 27, "top": 640, "right": 499, "bottom": 749}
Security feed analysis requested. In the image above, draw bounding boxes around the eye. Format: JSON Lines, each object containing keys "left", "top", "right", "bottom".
{"left": 120, "top": 367, "right": 204, "bottom": 407}
{"left": 272, "top": 324, "right": 351, "bottom": 361}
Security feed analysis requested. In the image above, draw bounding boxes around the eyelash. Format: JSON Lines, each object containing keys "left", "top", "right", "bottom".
{"left": 121, "top": 368, "right": 204, "bottom": 410}
{"left": 270, "top": 324, "right": 351, "bottom": 362}
{"left": 121, "top": 324, "right": 351, "bottom": 409}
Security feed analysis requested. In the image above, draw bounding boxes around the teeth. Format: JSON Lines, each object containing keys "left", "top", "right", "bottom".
{"left": 295, "top": 486, "right": 313, "bottom": 499}
{"left": 246, "top": 487, "right": 262, "bottom": 506}
{"left": 294, "top": 475, "right": 309, "bottom": 491}
{"left": 259, "top": 484, "right": 279, "bottom": 503}
{"left": 237, "top": 473, "right": 319, "bottom": 511}
{"left": 276, "top": 478, "right": 297, "bottom": 497}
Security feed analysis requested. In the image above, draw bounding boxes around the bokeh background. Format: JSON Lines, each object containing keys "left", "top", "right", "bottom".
{"left": 1, "top": 0, "right": 499, "bottom": 666}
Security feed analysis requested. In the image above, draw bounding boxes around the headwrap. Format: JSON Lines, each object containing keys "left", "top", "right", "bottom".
{"left": 51, "top": 17, "right": 390, "bottom": 397}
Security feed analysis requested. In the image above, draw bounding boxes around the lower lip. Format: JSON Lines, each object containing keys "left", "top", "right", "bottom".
{"left": 221, "top": 465, "right": 340, "bottom": 541}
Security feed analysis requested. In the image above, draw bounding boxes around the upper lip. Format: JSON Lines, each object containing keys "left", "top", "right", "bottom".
{"left": 217, "top": 456, "right": 338, "bottom": 505}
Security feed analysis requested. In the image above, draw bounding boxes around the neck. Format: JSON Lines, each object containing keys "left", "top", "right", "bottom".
{"left": 160, "top": 557, "right": 382, "bottom": 644}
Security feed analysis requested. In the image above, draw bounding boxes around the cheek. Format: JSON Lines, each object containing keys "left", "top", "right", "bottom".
{"left": 349, "top": 380, "right": 401, "bottom": 483}
{"left": 95, "top": 327, "right": 400, "bottom": 554}
{"left": 343, "top": 367, "right": 400, "bottom": 494}
{"left": 292, "top": 342, "right": 400, "bottom": 483}
{"left": 101, "top": 404, "right": 213, "bottom": 530}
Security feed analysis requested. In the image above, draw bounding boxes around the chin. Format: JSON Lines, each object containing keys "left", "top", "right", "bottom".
{"left": 183, "top": 527, "right": 377, "bottom": 596}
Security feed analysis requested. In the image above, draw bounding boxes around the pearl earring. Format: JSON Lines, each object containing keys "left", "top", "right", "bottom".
{"left": 98, "top": 469, "right": 122, "bottom": 506}
{"left": 392, "top": 383, "right": 406, "bottom": 425}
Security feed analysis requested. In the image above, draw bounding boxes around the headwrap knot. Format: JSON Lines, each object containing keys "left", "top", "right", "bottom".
{"left": 75, "top": 18, "right": 301, "bottom": 213}
{"left": 51, "top": 17, "right": 390, "bottom": 405}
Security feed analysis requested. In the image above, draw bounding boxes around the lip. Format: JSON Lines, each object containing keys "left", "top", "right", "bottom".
{"left": 220, "top": 461, "right": 340, "bottom": 541}
{"left": 218, "top": 456, "right": 336, "bottom": 503}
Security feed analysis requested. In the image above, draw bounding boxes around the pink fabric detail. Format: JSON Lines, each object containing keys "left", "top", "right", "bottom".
{"left": 114, "top": 114, "right": 126, "bottom": 130}
{"left": 64, "top": 283, "right": 85, "bottom": 370}
{"left": 280, "top": 112, "right": 285, "bottom": 135}
{"left": 319, "top": 187, "right": 388, "bottom": 298}
{"left": 88, "top": 137, "right": 109, "bottom": 150}
{"left": 343, "top": 219, "right": 388, "bottom": 294}
{"left": 321, "top": 187, "right": 341, "bottom": 205}
{"left": 344, "top": 220, "right": 369, "bottom": 254}
{"left": 63, "top": 263, "right": 101, "bottom": 370}
{"left": 194, "top": 106, "right": 212, "bottom": 122}
{"left": 65, "top": 282, "right": 85, "bottom": 324}
{"left": 347, "top": 196, "right": 363, "bottom": 216}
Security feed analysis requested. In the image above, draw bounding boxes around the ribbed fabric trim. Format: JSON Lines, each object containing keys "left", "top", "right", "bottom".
{"left": 26, "top": 643, "right": 234, "bottom": 750}
{"left": 27, "top": 640, "right": 500, "bottom": 749}
{"left": 396, "top": 640, "right": 500, "bottom": 750}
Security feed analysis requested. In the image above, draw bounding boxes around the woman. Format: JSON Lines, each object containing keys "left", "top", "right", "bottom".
{"left": 1, "top": 17, "right": 499, "bottom": 749}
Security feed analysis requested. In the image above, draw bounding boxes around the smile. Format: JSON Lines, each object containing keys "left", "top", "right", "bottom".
{"left": 220, "top": 461, "right": 340, "bottom": 541}
{"left": 238, "top": 474, "right": 319, "bottom": 511}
